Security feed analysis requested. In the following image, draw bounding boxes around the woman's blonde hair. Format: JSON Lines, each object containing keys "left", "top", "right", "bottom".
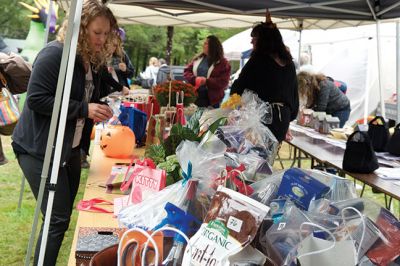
{"left": 297, "top": 71, "right": 326, "bottom": 108}
{"left": 57, "top": 0, "right": 117, "bottom": 70}
{"left": 148, "top": 57, "right": 158, "bottom": 66}
{"left": 111, "top": 35, "right": 124, "bottom": 62}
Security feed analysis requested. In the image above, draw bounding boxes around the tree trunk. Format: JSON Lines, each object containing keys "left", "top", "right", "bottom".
{"left": 166, "top": 26, "right": 174, "bottom": 65}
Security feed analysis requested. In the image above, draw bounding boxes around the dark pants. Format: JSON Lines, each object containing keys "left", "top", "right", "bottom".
{"left": 332, "top": 105, "right": 351, "bottom": 128}
{"left": 80, "top": 118, "right": 94, "bottom": 156}
{"left": 267, "top": 105, "right": 291, "bottom": 143}
{"left": 17, "top": 148, "right": 81, "bottom": 266}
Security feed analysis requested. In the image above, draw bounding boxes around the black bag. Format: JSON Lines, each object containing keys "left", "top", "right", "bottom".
{"left": 387, "top": 123, "right": 400, "bottom": 156}
{"left": 367, "top": 116, "right": 389, "bottom": 152}
{"left": 343, "top": 131, "right": 379, "bottom": 173}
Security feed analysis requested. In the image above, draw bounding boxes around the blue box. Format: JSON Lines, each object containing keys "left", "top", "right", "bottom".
{"left": 277, "top": 168, "right": 330, "bottom": 210}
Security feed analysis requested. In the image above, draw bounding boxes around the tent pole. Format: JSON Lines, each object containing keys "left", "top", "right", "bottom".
{"left": 297, "top": 19, "right": 303, "bottom": 64}
{"left": 23, "top": 0, "right": 82, "bottom": 265}
{"left": 396, "top": 21, "right": 400, "bottom": 123}
{"left": 37, "top": 0, "right": 83, "bottom": 263}
{"left": 376, "top": 21, "right": 385, "bottom": 118}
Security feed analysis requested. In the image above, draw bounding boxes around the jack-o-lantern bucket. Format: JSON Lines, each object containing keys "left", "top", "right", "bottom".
{"left": 100, "top": 125, "right": 136, "bottom": 158}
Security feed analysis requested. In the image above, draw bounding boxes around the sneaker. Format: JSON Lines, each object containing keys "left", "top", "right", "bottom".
{"left": 81, "top": 156, "right": 90, "bottom": 169}
{"left": 0, "top": 157, "right": 8, "bottom": 166}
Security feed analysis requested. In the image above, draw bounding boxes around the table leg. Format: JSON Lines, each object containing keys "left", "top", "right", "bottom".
{"left": 297, "top": 149, "right": 302, "bottom": 168}
{"left": 385, "top": 195, "right": 393, "bottom": 210}
{"left": 290, "top": 147, "right": 298, "bottom": 168}
{"left": 360, "top": 183, "right": 366, "bottom": 197}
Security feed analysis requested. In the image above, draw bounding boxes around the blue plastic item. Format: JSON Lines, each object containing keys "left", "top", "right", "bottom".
{"left": 118, "top": 105, "right": 147, "bottom": 144}
{"left": 153, "top": 202, "right": 201, "bottom": 243}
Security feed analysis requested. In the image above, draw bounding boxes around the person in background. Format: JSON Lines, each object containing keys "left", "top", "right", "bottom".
{"left": 80, "top": 30, "right": 131, "bottom": 168}
{"left": 230, "top": 22, "right": 299, "bottom": 143}
{"left": 298, "top": 52, "right": 316, "bottom": 74}
{"left": 107, "top": 28, "right": 134, "bottom": 88}
{"left": 184, "top": 35, "right": 231, "bottom": 108}
{"left": 156, "top": 58, "right": 169, "bottom": 84}
{"left": 297, "top": 71, "right": 351, "bottom": 127}
{"left": 142, "top": 56, "right": 159, "bottom": 87}
{"left": 11, "top": 1, "right": 116, "bottom": 264}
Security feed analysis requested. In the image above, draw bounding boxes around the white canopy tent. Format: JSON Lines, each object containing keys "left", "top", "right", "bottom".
{"left": 27, "top": 1, "right": 400, "bottom": 265}
{"left": 57, "top": 1, "right": 381, "bottom": 30}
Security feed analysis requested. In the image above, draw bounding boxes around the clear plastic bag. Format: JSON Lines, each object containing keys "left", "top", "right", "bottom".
{"left": 175, "top": 138, "right": 227, "bottom": 220}
{"left": 261, "top": 206, "right": 345, "bottom": 265}
{"left": 239, "top": 89, "right": 273, "bottom": 125}
{"left": 250, "top": 170, "right": 284, "bottom": 206}
{"left": 118, "top": 180, "right": 190, "bottom": 229}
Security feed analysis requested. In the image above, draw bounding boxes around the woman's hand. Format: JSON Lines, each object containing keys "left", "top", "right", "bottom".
{"left": 88, "top": 103, "right": 113, "bottom": 122}
{"left": 285, "top": 129, "right": 293, "bottom": 142}
{"left": 107, "top": 66, "right": 113, "bottom": 73}
{"left": 121, "top": 86, "right": 130, "bottom": 95}
{"left": 195, "top": 77, "right": 206, "bottom": 89}
{"left": 118, "top": 62, "right": 127, "bottom": 72}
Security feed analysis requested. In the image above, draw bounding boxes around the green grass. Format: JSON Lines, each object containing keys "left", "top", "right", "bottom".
{"left": 0, "top": 137, "right": 398, "bottom": 265}
{"left": 0, "top": 135, "right": 88, "bottom": 265}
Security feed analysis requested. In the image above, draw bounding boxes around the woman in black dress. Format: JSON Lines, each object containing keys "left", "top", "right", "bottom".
{"left": 231, "top": 22, "right": 299, "bottom": 142}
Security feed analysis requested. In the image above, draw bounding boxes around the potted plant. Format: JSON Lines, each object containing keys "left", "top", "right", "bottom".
{"left": 153, "top": 80, "right": 197, "bottom": 107}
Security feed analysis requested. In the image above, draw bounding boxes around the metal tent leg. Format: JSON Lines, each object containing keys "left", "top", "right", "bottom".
{"left": 17, "top": 174, "right": 25, "bottom": 210}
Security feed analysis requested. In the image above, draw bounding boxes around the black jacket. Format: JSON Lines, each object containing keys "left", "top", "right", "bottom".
{"left": 110, "top": 51, "right": 134, "bottom": 88}
{"left": 12, "top": 41, "right": 102, "bottom": 164}
{"left": 231, "top": 55, "right": 299, "bottom": 121}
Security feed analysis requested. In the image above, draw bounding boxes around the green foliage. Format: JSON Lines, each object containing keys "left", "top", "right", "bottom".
{"left": 0, "top": 0, "right": 33, "bottom": 38}
{"left": 204, "top": 117, "right": 228, "bottom": 135}
{"left": 186, "top": 109, "right": 205, "bottom": 135}
{"left": 0, "top": 0, "right": 65, "bottom": 40}
{"left": 144, "top": 144, "right": 166, "bottom": 165}
{"left": 163, "top": 123, "right": 200, "bottom": 156}
{"left": 157, "top": 155, "right": 181, "bottom": 185}
{"left": 122, "top": 24, "right": 244, "bottom": 74}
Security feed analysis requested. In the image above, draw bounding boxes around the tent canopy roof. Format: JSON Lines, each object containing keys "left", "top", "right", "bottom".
{"left": 57, "top": 0, "right": 400, "bottom": 30}
{"left": 111, "top": 0, "right": 400, "bottom": 21}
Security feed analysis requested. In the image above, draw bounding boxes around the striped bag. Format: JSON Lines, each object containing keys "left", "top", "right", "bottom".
{"left": 0, "top": 72, "right": 20, "bottom": 135}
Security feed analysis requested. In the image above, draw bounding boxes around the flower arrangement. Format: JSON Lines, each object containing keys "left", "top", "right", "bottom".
{"left": 153, "top": 80, "right": 197, "bottom": 107}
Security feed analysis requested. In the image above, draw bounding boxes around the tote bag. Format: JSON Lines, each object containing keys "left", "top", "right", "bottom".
{"left": 343, "top": 131, "right": 379, "bottom": 173}
{"left": 387, "top": 123, "right": 400, "bottom": 156}
{"left": 0, "top": 72, "right": 20, "bottom": 135}
{"left": 367, "top": 116, "right": 389, "bottom": 152}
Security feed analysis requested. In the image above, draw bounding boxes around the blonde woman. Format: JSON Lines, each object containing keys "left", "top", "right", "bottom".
{"left": 107, "top": 31, "right": 134, "bottom": 88}
{"left": 297, "top": 71, "right": 350, "bottom": 127}
{"left": 142, "top": 56, "right": 159, "bottom": 87}
{"left": 11, "top": 0, "right": 117, "bottom": 264}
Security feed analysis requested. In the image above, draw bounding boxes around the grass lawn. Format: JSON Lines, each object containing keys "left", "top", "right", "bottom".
{"left": 0, "top": 137, "right": 398, "bottom": 265}
{"left": 0, "top": 135, "right": 88, "bottom": 265}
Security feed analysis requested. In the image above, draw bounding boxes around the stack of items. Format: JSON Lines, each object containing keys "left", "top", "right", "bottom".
{"left": 78, "top": 91, "right": 400, "bottom": 266}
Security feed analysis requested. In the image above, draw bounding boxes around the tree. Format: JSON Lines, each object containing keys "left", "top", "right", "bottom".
{"left": 0, "top": 0, "right": 33, "bottom": 39}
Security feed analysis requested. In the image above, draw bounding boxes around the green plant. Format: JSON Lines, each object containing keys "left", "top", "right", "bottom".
{"left": 144, "top": 144, "right": 166, "bottom": 165}
{"left": 157, "top": 155, "right": 181, "bottom": 185}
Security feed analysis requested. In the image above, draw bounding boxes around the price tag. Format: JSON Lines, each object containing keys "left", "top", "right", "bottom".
{"left": 227, "top": 216, "right": 243, "bottom": 232}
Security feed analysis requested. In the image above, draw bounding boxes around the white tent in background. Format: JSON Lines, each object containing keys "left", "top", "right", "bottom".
{"left": 223, "top": 23, "right": 398, "bottom": 127}
{"left": 223, "top": 28, "right": 301, "bottom": 61}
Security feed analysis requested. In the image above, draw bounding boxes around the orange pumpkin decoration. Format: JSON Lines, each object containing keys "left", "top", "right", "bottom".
{"left": 100, "top": 125, "right": 136, "bottom": 158}
{"left": 90, "top": 126, "right": 95, "bottom": 140}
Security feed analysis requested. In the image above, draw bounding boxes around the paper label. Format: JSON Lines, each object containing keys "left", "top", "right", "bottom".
{"left": 227, "top": 216, "right": 243, "bottom": 233}
{"left": 182, "top": 223, "right": 241, "bottom": 266}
